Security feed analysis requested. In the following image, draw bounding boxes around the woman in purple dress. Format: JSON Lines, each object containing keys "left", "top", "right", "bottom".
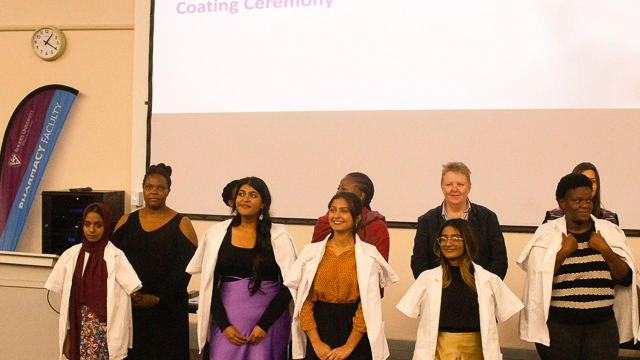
{"left": 187, "top": 176, "right": 298, "bottom": 359}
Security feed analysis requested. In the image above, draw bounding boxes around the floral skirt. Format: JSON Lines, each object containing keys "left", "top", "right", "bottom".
{"left": 80, "top": 305, "right": 109, "bottom": 359}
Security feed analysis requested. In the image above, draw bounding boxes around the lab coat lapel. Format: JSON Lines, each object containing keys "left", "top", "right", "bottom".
{"left": 429, "top": 267, "right": 443, "bottom": 355}
{"left": 355, "top": 238, "right": 373, "bottom": 302}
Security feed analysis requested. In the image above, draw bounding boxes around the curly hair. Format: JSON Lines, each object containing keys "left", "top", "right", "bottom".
{"left": 555, "top": 173, "right": 593, "bottom": 201}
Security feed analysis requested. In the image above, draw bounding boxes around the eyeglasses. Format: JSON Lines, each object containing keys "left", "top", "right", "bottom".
{"left": 436, "top": 236, "right": 464, "bottom": 245}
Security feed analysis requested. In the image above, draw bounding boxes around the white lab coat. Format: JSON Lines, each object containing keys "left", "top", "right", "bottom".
{"left": 517, "top": 215, "right": 639, "bottom": 346}
{"left": 185, "top": 219, "right": 298, "bottom": 352}
{"left": 45, "top": 242, "right": 142, "bottom": 360}
{"left": 284, "top": 235, "right": 399, "bottom": 360}
{"left": 396, "top": 263, "right": 523, "bottom": 360}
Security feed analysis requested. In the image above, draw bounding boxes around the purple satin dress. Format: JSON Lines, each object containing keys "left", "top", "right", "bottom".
{"left": 209, "top": 278, "right": 291, "bottom": 359}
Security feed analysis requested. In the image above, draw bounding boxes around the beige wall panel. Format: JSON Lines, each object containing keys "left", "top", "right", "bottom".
{"left": 1, "top": 29, "right": 134, "bottom": 252}
{"left": 0, "top": 1, "right": 134, "bottom": 27}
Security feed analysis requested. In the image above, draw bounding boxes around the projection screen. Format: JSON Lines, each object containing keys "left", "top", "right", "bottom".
{"left": 149, "top": 0, "right": 640, "bottom": 229}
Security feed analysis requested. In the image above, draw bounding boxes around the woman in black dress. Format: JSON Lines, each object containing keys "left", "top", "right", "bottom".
{"left": 112, "top": 163, "right": 198, "bottom": 360}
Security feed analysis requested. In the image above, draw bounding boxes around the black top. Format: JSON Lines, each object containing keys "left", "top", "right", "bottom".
{"left": 411, "top": 202, "right": 508, "bottom": 279}
{"left": 439, "top": 265, "right": 480, "bottom": 333}
{"left": 210, "top": 227, "right": 292, "bottom": 332}
{"left": 111, "top": 211, "right": 196, "bottom": 360}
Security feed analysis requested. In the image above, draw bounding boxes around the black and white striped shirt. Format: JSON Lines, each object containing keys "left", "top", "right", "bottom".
{"left": 549, "top": 224, "right": 615, "bottom": 325}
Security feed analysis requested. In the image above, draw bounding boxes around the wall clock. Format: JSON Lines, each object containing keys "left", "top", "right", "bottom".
{"left": 32, "top": 26, "right": 66, "bottom": 61}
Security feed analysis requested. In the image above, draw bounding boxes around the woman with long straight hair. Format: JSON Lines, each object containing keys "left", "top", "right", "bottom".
{"left": 398, "top": 219, "right": 522, "bottom": 360}
{"left": 187, "top": 176, "right": 298, "bottom": 359}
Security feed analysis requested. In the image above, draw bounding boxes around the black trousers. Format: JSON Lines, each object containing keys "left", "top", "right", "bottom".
{"left": 535, "top": 316, "right": 619, "bottom": 360}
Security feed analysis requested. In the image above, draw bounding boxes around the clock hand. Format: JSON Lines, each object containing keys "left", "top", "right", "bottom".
{"left": 46, "top": 43, "right": 58, "bottom": 50}
{"left": 43, "top": 32, "right": 54, "bottom": 46}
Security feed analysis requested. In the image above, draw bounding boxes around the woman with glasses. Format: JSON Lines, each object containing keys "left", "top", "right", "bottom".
{"left": 112, "top": 163, "right": 198, "bottom": 360}
{"left": 398, "top": 219, "right": 522, "bottom": 360}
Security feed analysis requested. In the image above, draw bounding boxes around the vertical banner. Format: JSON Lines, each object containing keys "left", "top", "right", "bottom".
{"left": 0, "top": 85, "right": 78, "bottom": 251}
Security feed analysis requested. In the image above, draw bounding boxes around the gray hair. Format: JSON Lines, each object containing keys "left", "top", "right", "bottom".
{"left": 441, "top": 162, "right": 471, "bottom": 185}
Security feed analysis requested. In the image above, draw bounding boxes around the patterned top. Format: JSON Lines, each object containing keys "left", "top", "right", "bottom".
{"left": 300, "top": 247, "right": 366, "bottom": 332}
{"left": 549, "top": 225, "right": 615, "bottom": 325}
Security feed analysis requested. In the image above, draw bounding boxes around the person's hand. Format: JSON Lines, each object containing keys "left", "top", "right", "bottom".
{"left": 131, "top": 292, "right": 159, "bottom": 309}
{"left": 63, "top": 330, "right": 71, "bottom": 359}
{"left": 560, "top": 233, "right": 578, "bottom": 256}
{"left": 247, "top": 326, "right": 266, "bottom": 345}
{"left": 222, "top": 326, "right": 248, "bottom": 345}
{"left": 325, "top": 344, "right": 355, "bottom": 360}
{"left": 131, "top": 291, "right": 142, "bottom": 306}
{"left": 589, "top": 230, "right": 611, "bottom": 253}
{"left": 311, "top": 340, "right": 332, "bottom": 360}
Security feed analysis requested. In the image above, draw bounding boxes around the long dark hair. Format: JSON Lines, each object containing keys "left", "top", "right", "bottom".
{"left": 230, "top": 176, "right": 273, "bottom": 295}
{"left": 433, "top": 219, "right": 477, "bottom": 291}
{"left": 572, "top": 162, "right": 604, "bottom": 218}
{"left": 327, "top": 192, "right": 363, "bottom": 239}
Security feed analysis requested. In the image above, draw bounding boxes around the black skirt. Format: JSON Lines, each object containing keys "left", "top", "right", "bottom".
{"left": 305, "top": 301, "right": 372, "bottom": 360}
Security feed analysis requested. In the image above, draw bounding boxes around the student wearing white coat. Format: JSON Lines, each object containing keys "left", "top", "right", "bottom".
{"left": 186, "top": 177, "right": 298, "bottom": 359}
{"left": 186, "top": 219, "right": 298, "bottom": 354}
{"left": 397, "top": 218, "right": 522, "bottom": 360}
{"left": 45, "top": 203, "right": 142, "bottom": 360}
{"left": 518, "top": 174, "right": 638, "bottom": 360}
{"left": 285, "top": 192, "right": 399, "bottom": 360}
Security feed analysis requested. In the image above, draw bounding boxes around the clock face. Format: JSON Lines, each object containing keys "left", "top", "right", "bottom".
{"left": 32, "top": 27, "right": 66, "bottom": 61}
